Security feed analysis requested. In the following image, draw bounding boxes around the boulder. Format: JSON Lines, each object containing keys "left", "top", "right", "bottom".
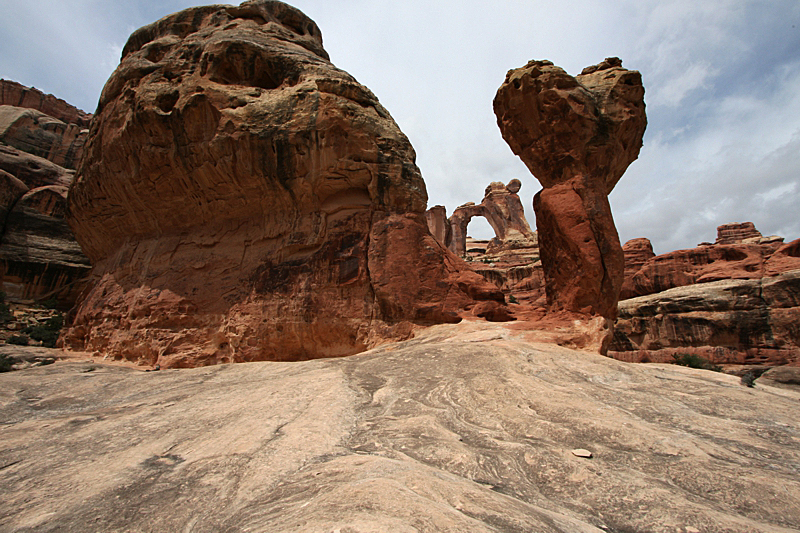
{"left": 609, "top": 271, "right": 800, "bottom": 365}
{"left": 494, "top": 57, "right": 646, "bottom": 320}
{"left": 63, "top": 0, "right": 504, "bottom": 367}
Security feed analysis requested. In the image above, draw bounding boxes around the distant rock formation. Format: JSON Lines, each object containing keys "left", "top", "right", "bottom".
{"left": 63, "top": 0, "right": 505, "bottom": 367}
{"left": 619, "top": 238, "right": 656, "bottom": 300}
{"left": 445, "top": 179, "right": 537, "bottom": 257}
{"left": 621, "top": 224, "right": 800, "bottom": 300}
{"left": 611, "top": 271, "right": 800, "bottom": 366}
{"left": 715, "top": 222, "right": 763, "bottom": 245}
{"left": 613, "top": 223, "right": 800, "bottom": 365}
{"left": 0, "top": 186, "right": 89, "bottom": 304}
{"left": 0, "top": 82, "right": 91, "bottom": 306}
{"left": 494, "top": 57, "right": 646, "bottom": 320}
{"left": 0, "top": 79, "right": 91, "bottom": 129}
{"left": 0, "top": 105, "right": 88, "bottom": 170}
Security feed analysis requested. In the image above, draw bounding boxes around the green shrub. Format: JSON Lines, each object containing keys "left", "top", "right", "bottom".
{"left": 672, "top": 353, "right": 722, "bottom": 372}
{"left": 23, "top": 315, "right": 64, "bottom": 348}
{"left": 7, "top": 334, "right": 29, "bottom": 346}
{"left": 508, "top": 294, "right": 518, "bottom": 304}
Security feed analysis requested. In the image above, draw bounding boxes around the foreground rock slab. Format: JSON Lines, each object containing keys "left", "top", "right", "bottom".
{"left": 1, "top": 322, "right": 798, "bottom": 532}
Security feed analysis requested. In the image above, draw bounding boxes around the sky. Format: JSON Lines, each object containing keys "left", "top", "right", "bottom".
{"left": 1, "top": 0, "right": 798, "bottom": 254}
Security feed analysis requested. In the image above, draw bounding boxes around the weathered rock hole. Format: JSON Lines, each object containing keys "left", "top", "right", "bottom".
{"left": 156, "top": 91, "right": 180, "bottom": 113}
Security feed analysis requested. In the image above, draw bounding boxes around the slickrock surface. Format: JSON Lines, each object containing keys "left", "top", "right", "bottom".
{"left": 1, "top": 322, "right": 798, "bottom": 532}
{"left": 446, "top": 179, "right": 537, "bottom": 257}
{"left": 494, "top": 57, "right": 646, "bottom": 320}
{"left": 64, "top": 0, "right": 503, "bottom": 367}
{"left": 611, "top": 271, "right": 800, "bottom": 365}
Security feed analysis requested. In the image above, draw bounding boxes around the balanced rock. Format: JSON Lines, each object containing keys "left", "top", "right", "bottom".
{"left": 494, "top": 57, "right": 646, "bottom": 319}
{"left": 64, "top": 0, "right": 504, "bottom": 367}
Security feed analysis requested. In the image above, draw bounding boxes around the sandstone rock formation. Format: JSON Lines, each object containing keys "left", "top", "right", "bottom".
{"left": 424, "top": 204, "right": 450, "bottom": 247}
{"left": 0, "top": 186, "right": 90, "bottom": 303}
{"left": 715, "top": 221, "right": 763, "bottom": 245}
{"left": 494, "top": 57, "right": 646, "bottom": 319}
{"left": 2, "top": 322, "right": 799, "bottom": 532}
{"left": 445, "top": 179, "right": 537, "bottom": 257}
{"left": 0, "top": 82, "right": 91, "bottom": 306}
{"left": 0, "top": 79, "right": 91, "bottom": 129}
{"left": 621, "top": 229, "right": 800, "bottom": 301}
{"left": 610, "top": 271, "right": 800, "bottom": 366}
{"left": 619, "top": 237, "right": 656, "bottom": 299}
{"left": 0, "top": 105, "right": 88, "bottom": 170}
{"left": 63, "top": 0, "right": 504, "bottom": 367}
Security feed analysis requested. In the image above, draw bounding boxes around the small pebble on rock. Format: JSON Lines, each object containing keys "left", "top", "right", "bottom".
{"left": 572, "top": 448, "right": 593, "bottom": 458}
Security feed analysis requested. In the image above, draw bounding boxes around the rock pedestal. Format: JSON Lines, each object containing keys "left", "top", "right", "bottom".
{"left": 494, "top": 58, "right": 646, "bottom": 319}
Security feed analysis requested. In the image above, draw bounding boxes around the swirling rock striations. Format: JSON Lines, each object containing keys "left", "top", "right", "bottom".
{"left": 64, "top": 0, "right": 503, "bottom": 367}
{"left": 494, "top": 57, "right": 646, "bottom": 319}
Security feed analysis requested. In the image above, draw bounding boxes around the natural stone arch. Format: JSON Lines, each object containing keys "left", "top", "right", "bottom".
{"left": 435, "top": 179, "right": 536, "bottom": 257}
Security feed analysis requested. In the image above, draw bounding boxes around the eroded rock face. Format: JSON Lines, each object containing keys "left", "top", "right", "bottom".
{"left": 0, "top": 82, "right": 91, "bottom": 306}
{"left": 610, "top": 272, "right": 800, "bottom": 366}
{"left": 622, "top": 237, "right": 800, "bottom": 300}
{"left": 0, "top": 79, "right": 91, "bottom": 129}
{"left": 0, "top": 105, "right": 88, "bottom": 170}
{"left": 0, "top": 186, "right": 90, "bottom": 303}
{"left": 64, "top": 0, "right": 503, "bottom": 367}
{"left": 715, "top": 222, "right": 762, "bottom": 245}
{"left": 494, "top": 57, "right": 646, "bottom": 319}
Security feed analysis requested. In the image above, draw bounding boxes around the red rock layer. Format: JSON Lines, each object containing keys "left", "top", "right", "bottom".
{"left": 63, "top": 0, "right": 505, "bottom": 367}
{"left": 621, "top": 238, "right": 800, "bottom": 299}
{"left": 0, "top": 79, "right": 91, "bottom": 128}
{"left": 610, "top": 272, "right": 800, "bottom": 366}
{"left": 715, "top": 221, "right": 762, "bottom": 245}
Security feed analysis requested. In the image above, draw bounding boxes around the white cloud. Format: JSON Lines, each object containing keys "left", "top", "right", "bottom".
{"left": 1, "top": 0, "right": 798, "bottom": 251}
